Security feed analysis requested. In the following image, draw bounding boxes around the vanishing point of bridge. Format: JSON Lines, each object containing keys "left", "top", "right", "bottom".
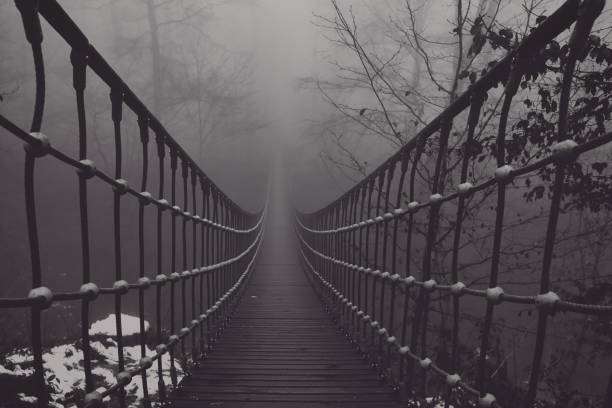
{"left": 2, "top": 1, "right": 612, "bottom": 408}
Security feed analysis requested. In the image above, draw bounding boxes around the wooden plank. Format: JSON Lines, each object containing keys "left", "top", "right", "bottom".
{"left": 168, "top": 220, "right": 404, "bottom": 408}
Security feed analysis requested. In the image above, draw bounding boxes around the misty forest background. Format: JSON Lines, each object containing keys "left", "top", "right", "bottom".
{"left": 1, "top": 0, "right": 612, "bottom": 407}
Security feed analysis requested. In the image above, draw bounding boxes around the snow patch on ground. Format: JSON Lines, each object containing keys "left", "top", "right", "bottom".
{"left": 0, "top": 313, "right": 183, "bottom": 407}
{"left": 90, "top": 314, "right": 150, "bottom": 337}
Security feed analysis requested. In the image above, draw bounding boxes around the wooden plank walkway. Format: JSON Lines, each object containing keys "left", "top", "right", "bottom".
{"left": 169, "top": 202, "right": 404, "bottom": 408}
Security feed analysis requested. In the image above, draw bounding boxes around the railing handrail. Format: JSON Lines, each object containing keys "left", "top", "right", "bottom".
{"left": 296, "top": 1, "right": 611, "bottom": 407}
{"left": 1, "top": 1, "right": 269, "bottom": 407}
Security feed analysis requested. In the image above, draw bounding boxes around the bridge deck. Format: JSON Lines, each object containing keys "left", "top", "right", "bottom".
{"left": 169, "top": 212, "right": 403, "bottom": 408}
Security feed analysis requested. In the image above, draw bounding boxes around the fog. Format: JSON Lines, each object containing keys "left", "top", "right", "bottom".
{"left": 2, "top": 0, "right": 612, "bottom": 407}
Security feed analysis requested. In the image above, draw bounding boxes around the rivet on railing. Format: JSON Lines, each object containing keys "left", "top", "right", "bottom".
{"left": 446, "top": 373, "right": 461, "bottom": 388}
{"left": 419, "top": 358, "right": 432, "bottom": 370}
{"left": 113, "top": 280, "right": 129, "bottom": 294}
{"left": 136, "top": 277, "right": 150, "bottom": 289}
{"left": 536, "top": 291, "right": 560, "bottom": 312}
{"left": 407, "top": 201, "right": 419, "bottom": 212}
{"left": 478, "top": 393, "right": 497, "bottom": 408}
{"left": 116, "top": 371, "right": 132, "bottom": 386}
{"left": 423, "top": 279, "right": 437, "bottom": 292}
{"left": 80, "top": 282, "right": 100, "bottom": 300}
{"left": 429, "top": 193, "right": 443, "bottom": 204}
{"left": 25, "top": 132, "right": 50, "bottom": 157}
{"left": 139, "top": 356, "right": 153, "bottom": 369}
{"left": 139, "top": 191, "right": 153, "bottom": 205}
{"left": 457, "top": 182, "right": 473, "bottom": 196}
{"left": 113, "top": 178, "right": 129, "bottom": 195}
{"left": 77, "top": 159, "right": 96, "bottom": 179}
{"left": 28, "top": 286, "right": 53, "bottom": 309}
{"left": 451, "top": 281, "right": 466, "bottom": 296}
{"left": 157, "top": 199, "right": 169, "bottom": 210}
{"left": 494, "top": 165, "right": 514, "bottom": 184}
{"left": 404, "top": 276, "right": 416, "bottom": 287}
{"left": 551, "top": 139, "right": 578, "bottom": 162}
{"left": 486, "top": 286, "right": 504, "bottom": 304}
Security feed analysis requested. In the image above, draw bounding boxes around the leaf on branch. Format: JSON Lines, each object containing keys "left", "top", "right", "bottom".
{"left": 359, "top": 108, "right": 366, "bottom": 116}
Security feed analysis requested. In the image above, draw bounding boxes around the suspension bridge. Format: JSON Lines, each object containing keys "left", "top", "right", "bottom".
{"left": 1, "top": 0, "right": 612, "bottom": 407}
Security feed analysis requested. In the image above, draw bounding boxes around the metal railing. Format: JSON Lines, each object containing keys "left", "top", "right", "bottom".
{"left": 0, "top": 1, "right": 266, "bottom": 407}
{"left": 297, "top": 1, "right": 612, "bottom": 407}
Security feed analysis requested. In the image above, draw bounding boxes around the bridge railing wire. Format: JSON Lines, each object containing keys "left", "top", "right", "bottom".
{"left": 296, "top": 1, "right": 612, "bottom": 407}
{"left": 0, "top": 0, "right": 267, "bottom": 407}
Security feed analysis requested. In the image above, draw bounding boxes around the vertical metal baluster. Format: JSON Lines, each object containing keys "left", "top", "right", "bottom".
{"left": 357, "top": 185, "right": 367, "bottom": 348}
{"left": 70, "top": 45, "right": 95, "bottom": 395}
{"left": 371, "top": 173, "right": 385, "bottom": 354}
{"left": 137, "top": 116, "right": 152, "bottom": 408}
{"left": 322, "top": 212, "right": 329, "bottom": 308}
{"left": 381, "top": 162, "right": 395, "bottom": 272}
{"left": 404, "top": 138, "right": 424, "bottom": 394}
{"left": 199, "top": 177, "right": 207, "bottom": 357}
{"left": 363, "top": 178, "right": 375, "bottom": 344}
{"left": 524, "top": 3, "right": 603, "bottom": 406}
{"left": 204, "top": 182, "right": 212, "bottom": 352}
{"left": 16, "top": 0, "right": 45, "bottom": 133}
{"left": 169, "top": 147, "right": 178, "bottom": 387}
{"left": 388, "top": 153, "right": 408, "bottom": 380}
{"left": 110, "top": 87, "right": 128, "bottom": 405}
{"left": 476, "top": 59, "right": 523, "bottom": 401}
{"left": 379, "top": 163, "right": 395, "bottom": 362}
{"left": 191, "top": 167, "right": 198, "bottom": 362}
{"left": 218, "top": 199, "right": 225, "bottom": 330}
{"left": 180, "top": 158, "right": 189, "bottom": 366}
{"left": 340, "top": 198, "right": 349, "bottom": 329}
{"left": 392, "top": 151, "right": 409, "bottom": 276}
{"left": 446, "top": 91, "right": 484, "bottom": 407}
{"left": 222, "top": 200, "right": 228, "bottom": 322}
{"left": 17, "top": 1, "right": 46, "bottom": 401}
{"left": 211, "top": 189, "right": 219, "bottom": 342}
{"left": 349, "top": 190, "right": 359, "bottom": 341}
{"left": 154, "top": 130, "right": 167, "bottom": 402}
{"left": 418, "top": 115, "right": 453, "bottom": 397}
